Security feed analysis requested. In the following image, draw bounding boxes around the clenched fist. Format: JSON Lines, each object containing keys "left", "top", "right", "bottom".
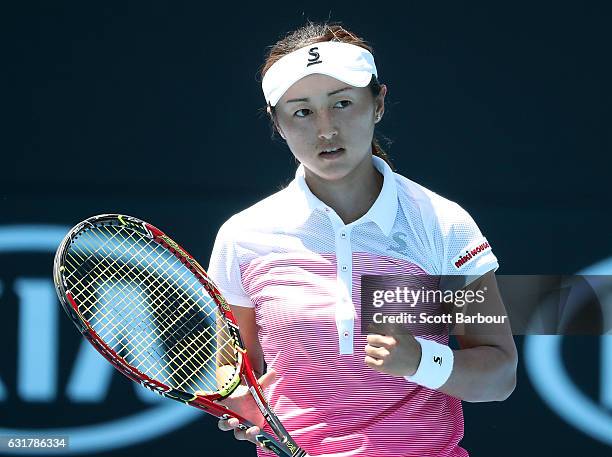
{"left": 364, "top": 333, "right": 422, "bottom": 377}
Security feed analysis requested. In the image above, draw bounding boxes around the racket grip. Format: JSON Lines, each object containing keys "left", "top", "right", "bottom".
{"left": 254, "top": 430, "right": 308, "bottom": 457}
{"left": 290, "top": 448, "right": 309, "bottom": 457}
{"left": 255, "top": 432, "right": 292, "bottom": 456}
{"left": 255, "top": 431, "right": 308, "bottom": 457}
{"left": 226, "top": 418, "right": 293, "bottom": 456}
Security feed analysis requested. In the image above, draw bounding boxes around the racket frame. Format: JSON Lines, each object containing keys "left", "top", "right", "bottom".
{"left": 53, "top": 214, "right": 306, "bottom": 457}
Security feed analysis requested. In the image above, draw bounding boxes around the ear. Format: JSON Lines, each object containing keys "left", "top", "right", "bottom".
{"left": 374, "top": 84, "right": 388, "bottom": 123}
{"left": 275, "top": 120, "right": 287, "bottom": 140}
{"left": 268, "top": 105, "right": 287, "bottom": 140}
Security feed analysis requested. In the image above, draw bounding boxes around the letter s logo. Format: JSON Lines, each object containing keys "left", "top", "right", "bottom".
{"left": 388, "top": 232, "right": 409, "bottom": 256}
{"left": 307, "top": 47, "right": 322, "bottom": 67}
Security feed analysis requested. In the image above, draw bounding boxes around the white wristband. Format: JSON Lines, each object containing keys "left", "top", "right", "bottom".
{"left": 404, "top": 337, "right": 454, "bottom": 389}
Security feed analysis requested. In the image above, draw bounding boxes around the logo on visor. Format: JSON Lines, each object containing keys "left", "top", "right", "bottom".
{"left": 307, "top": 47, "right": 322, "bottom": 67}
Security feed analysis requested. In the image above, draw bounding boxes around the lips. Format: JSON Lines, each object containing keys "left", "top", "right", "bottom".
{"left": 319, "top": 147, "right": 345, "bottom": 156}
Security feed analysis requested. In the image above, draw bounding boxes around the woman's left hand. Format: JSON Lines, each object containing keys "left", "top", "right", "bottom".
{"left": 364, "top": 333, "right": 422, "bottom": 377}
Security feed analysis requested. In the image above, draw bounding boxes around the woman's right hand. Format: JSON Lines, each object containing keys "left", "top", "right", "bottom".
{"left": 217, "top": 369, "right": 278, "bottom": 445}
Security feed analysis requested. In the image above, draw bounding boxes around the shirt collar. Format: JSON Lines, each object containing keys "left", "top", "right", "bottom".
{"left": 288, "top": 155, "right": 398, "bottom": 236}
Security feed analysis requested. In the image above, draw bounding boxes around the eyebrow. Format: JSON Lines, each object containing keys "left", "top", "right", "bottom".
{"left": 285, "top": 86, "right": 354, "bottom": 103}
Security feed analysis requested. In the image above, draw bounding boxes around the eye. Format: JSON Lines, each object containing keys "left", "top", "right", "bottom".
{"left": 334, "top": 100, "right": 352, "bottom": 109}
{"left": 294, "top": 108, "right": 311, "bottom": 118}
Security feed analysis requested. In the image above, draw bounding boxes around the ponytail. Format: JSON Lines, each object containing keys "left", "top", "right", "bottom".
{"left": 372, "top": 138, "right": 394, "bottom": 170}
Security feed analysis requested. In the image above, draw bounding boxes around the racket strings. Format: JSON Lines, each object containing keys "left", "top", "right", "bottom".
{"left": 79, "top": 226, "right": 230, "bottom": 366}
{"left": 64, "top": 223, "right": 157, "bottom": 295}
{"left": 67, "top": 236, "right": 238, "bottom": 391}
{"left": 66, "top": 232, "right": 190, "bottom": 356}
{"left": 78, "top": 225, "right": 240, "bottom": 385}
{"left": 69, "top": 237, "right": 235, "bottom": 390}
{"left": 68, "top": 226, "right": 177, "bottom": 318}
{"left": 63, "top": 223, "right": 239, "bottom": 394}
{"left": 67, "top": 223, "right": 217, "bottom": 330}
{"left": 70, "top": 234, "right": 200, "bottom": 350}
{"left": 68, "top": 224, "right": 213, "bottom": 345}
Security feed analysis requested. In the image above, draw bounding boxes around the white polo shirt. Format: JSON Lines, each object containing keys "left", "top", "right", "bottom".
{"left": 208, "top": 156, "right": 498, "bottom": 457}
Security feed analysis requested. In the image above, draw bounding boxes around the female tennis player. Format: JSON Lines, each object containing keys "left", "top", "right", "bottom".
{"left": 209, "top": 22, "right": 518, "bottom": 456}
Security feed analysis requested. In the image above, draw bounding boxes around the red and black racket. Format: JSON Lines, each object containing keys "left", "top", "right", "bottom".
{"left": 53, "top": 214, "right": 307, "bottom": 457}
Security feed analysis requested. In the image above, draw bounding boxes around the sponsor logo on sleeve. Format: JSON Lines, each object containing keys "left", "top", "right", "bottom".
{"left": 452, "top": 238, "right": 492, "bottom": 270}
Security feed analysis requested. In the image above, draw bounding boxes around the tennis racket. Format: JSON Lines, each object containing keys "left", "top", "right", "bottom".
{"left": 53, "top": 214, "right": 307, "bottom": 457}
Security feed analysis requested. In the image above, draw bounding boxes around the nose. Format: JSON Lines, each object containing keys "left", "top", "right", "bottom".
{"left": 316, "top": 111, "right": 338, "bottom": 141}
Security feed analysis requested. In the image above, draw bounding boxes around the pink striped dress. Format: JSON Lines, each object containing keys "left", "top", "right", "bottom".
{"left": 208, "top": 156, "right": 499, "bottom": 456}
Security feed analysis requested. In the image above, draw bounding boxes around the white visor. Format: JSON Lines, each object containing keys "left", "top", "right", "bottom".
{"left": 262, "top": 41, "right": 378, "bottom": 107}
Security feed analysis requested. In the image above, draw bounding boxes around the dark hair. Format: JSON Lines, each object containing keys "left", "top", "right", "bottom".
{"left": 261, "top": 21, "right": 393, "bottom": 169}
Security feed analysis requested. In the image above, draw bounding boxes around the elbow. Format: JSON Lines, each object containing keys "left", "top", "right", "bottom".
{"left": 496, "top": 351, "right": 518, "bottom": 401}
{"left": 496, "top": 372, "right": 517, "bottom": 401}
{"left": 468, "top": 370, "right": 516, "bottom": 403}
{"left": 496, "top": 344, "right": 518, "bottom": 401}
{"left": 480, "top": 348, "right": 518, "bottom": 403}
{"left": 464, "top": 372, "right": 516, "bottom": 403}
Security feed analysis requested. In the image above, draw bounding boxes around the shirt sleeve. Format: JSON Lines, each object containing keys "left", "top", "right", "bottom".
{"left": 207, "top": 219, "right": 254, "bottom": 308}
{"left": 437, "top": 202, "right": 499, "bottom": 290}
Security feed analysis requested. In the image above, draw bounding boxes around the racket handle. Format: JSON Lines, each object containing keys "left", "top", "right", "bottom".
{"left": 228, "top": 419, "right": 296, "bottom": 456}
{"left": 255, "top": 432, "right": 292, "bottom": 456}
{"left": 217, "top": 410, "right": 303, "bottom": 456}
{"left": 255, "top": 432, "right": 309, "bottom": 457}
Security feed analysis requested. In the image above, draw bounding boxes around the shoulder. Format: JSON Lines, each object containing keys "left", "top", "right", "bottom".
{"left": 390, "top": 170, "right": 498, "bottom": 276}
{"left": 393, "top": 172, "right": 475, "bottom": 235}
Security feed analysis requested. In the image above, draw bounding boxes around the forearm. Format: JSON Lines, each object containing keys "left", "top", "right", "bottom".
{"left": 437, "top": 345, "right": 517, "bottom": 402}
{"left": 367, "top": 273, "right": 519, "bottom": 400}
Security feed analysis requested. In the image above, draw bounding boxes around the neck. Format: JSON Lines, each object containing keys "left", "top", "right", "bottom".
{"left": 304, "top": 155, "right": 384, "bottom": 225}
